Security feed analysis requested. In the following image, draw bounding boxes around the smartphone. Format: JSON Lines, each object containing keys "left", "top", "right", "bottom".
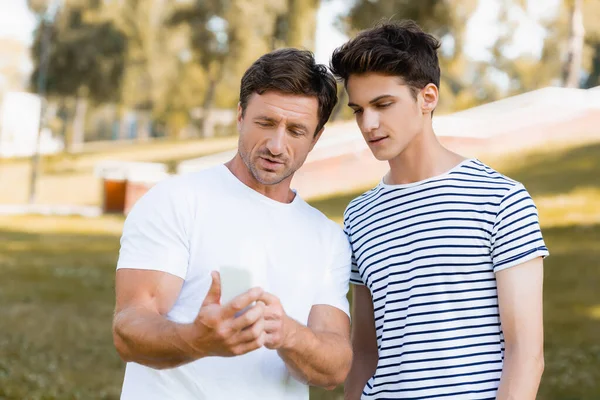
{"left": 219, "top": 266, "right": 255, "bottom": 305}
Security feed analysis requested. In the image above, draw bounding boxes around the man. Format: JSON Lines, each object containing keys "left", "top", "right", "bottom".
{"left": 330, "top": 21, "right": 548, "bottom": 400}
{"left": 112, "top": 48, "right": 352, "bottom": 400}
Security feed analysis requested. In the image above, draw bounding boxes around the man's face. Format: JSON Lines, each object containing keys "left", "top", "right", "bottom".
{"left": 346, "top": 73, "right": 429, "bottom": 161}
{"left": 237, "top": 91, "right": 322, "bottom": 186}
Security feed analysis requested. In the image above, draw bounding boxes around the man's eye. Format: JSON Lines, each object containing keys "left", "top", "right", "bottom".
{"left": 352, "top": 109, "right": 362, "bottom": 115}
{"left": 256, "top": 122, "right": 270, "bottom": 127}
{"left": 377, "top": 103, "right": 392, "bottom": 109}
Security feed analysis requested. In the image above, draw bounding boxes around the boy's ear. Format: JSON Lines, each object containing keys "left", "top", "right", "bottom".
{"left": 421, "top": 83, "right": 438, "bottom": 114}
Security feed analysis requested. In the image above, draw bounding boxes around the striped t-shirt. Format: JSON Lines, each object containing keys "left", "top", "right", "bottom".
{"left": 344, "top": 158, "right": 548, "bottom": 400}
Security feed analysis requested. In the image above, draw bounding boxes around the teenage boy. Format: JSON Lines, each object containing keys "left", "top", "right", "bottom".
{"left": 331, "top": 21, "right": 548, "bottom": 400}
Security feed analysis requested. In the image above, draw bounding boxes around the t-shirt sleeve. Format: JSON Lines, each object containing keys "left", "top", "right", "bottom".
{"left": 116, "top": 178, "right": 191, "bottom": 279}
{"left": 349, "top": 252, "right": 362, "bottom": 285}
{"left": 343, "top": 212, "right": 364, "bottom": 286}
{"left": 491, "top": 183, "right": 549, "bottom": 273}
{"left": 313, "top": 224, "right": 352, "bottom": 318}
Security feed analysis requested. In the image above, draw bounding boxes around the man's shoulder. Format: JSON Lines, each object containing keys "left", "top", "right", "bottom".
{"left": 295, "top": 198, "right": 342, "bottom": 231}
{"left": 147, "top": 166, "right": 224, "bottom": 197}
{"left": 129, "top": 166, "right": 225, "bottom": 217}
{"left": 292, "top": 199, "right": 352, "bottom": 252}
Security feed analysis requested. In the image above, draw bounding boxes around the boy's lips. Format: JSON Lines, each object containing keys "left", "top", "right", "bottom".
{"left": 368, "top": 136, "right": 389, "bottom": 144}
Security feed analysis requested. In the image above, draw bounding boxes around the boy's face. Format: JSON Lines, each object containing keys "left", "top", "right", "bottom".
{"left": 346, "top": 73, "right": 436, "bottom": 161}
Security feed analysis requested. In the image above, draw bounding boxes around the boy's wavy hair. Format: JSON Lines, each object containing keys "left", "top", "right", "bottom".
{"left": 330, "top": 20, "right": 441, "bottom": 99}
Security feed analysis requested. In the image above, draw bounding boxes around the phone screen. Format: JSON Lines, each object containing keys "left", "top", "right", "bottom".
{"left": 219, "top": 266, "right": 254, "bottom": 305}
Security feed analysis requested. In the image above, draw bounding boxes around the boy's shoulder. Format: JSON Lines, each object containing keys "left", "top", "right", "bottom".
{"left": 342, "top": 159, "right": 529, "bottom": 225}
{"left": 458, "top": 159, "right": 527, "bottom": 197}
{"left": 343, "top": 185, "right": 385, "bottom": 224}
{"left": 457, "top": 159, "right": 517, "bottom": 184}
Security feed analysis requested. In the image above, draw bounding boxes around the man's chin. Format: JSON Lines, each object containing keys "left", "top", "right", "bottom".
{"left": 253, "top": 169, "right": 289, "bottom": 186}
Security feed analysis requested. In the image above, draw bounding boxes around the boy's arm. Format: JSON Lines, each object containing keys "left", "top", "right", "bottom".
{"left": 495, "top": 257, "right": 545, "bottom": 400}
{"left": 344, "top": 285, "right": 378, "bottom": 400}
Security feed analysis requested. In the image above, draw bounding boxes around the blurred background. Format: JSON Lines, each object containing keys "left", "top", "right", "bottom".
{"left": 0, "top": 0, "right": 599, "bottom": 399}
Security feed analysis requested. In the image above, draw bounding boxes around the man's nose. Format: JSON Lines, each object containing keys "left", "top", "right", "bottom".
{"left": 265, "top": 124, "right": 286, "bottom": 156}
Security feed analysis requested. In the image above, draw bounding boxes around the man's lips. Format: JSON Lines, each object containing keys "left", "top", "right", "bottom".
{"left": 259, "top": 156, "right": 285, "bottom": 168}
{"left": 260, "top": 156, "right": 284, "bottom": 164}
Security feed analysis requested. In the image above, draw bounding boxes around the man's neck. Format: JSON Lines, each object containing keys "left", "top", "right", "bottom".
{"left": 225, "top": 154, "right": 295, "bottom": 203}
{"left": 385, "top": 126, "right": 467, "bottom": 185}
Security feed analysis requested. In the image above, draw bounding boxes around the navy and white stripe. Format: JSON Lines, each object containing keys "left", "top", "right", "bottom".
{"left": 344, "top": 159, "right": 548, "bottom": 400}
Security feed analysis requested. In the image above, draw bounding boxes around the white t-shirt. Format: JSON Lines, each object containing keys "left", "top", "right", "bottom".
{"left": 116, "top": 164, "right": 351, "bottom": 400}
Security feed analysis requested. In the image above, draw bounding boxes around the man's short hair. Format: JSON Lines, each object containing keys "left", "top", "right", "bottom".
{"left": 330, "top": 20, "right": 441, "bottom": 99}
{"left": 239, "top": 48, "right": 338, "bottom": 135}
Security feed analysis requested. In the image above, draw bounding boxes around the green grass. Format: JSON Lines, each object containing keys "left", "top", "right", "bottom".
{"left": 1, "top": 141, "right": 599, "bottom": 399}
{"left": 0, "top": 225, "right": 123, "bottom": 399}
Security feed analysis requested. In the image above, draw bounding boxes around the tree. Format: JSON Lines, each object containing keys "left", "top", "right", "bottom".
{"left": 563, "top": 0, "right": 585, "bottom": 87}
{"left": 29, "top": 0, "right": 324, "bottom": 141}
{"left": 485, "top": 0, "right": 562, "bottom": 95}
{"left": 286, "top": 0, "right": 320, "bottom": 50}
{"left": 585, "top": 42, "right": 600, "bottom": 88}
{"left": 583, "top": 0, "right": 600, "bottom": 88}
{"left": 167, "top": 0, "right": 229, "bottom": 137}
{"left": 165, "top": 0, "right": 319, "bottom": 137}
{"left": 218, "top": 0, "right": 287, "bottom": 102}
{"left": 29, "top": 0, "right": 127, "bottom": 151}
{"left": 508, "top": 0, "right": 600, "bottom": 91}
{"left": 101, "top": 0, "right": 186, "bottom": 139}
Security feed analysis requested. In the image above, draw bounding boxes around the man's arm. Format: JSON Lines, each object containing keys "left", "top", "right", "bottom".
{"left": 113, "top": 270, "right": 266, "bottom": 369}
{"left": 495, "top": 257, "right": 545, "bottom": 400}
{"left": 259, "top": 293, "right": 352, "bottom": 389}
{"left": 345, "top": 285, "right": 378, "bottom": 400}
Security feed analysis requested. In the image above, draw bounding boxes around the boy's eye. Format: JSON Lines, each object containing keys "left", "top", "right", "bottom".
{"left": 377, "top": 103, "right": 392, "bottom": 109}
{"left": 352, "top": 109, "right": 362, "bottom": 115}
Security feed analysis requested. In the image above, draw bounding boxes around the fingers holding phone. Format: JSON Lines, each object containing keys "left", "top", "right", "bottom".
{"left": 260, "top": 292, "right": 292, "bottom": 350}
{"left": 185, "top": 271, "right": 266, "bottom": 357}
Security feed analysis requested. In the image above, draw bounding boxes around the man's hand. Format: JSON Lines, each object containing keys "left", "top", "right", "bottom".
{"left": 258, "top": 291, "right": 352, "bottom": 388}
{"left": 179, "top": 271, "right": 267, "bottom": 358}
{"left": 259, "top": 292, "right": 295, "bottom": 350}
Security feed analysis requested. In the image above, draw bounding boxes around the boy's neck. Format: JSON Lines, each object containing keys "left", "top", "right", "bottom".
{"left": 385, "top": 126, "right": 467, "bottom": 185}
